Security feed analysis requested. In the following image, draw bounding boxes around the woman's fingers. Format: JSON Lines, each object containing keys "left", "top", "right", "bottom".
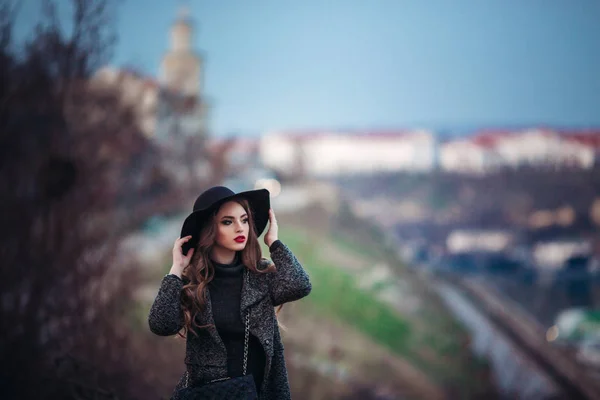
{"left": 185, "top": 248, "right": 195, "bottom": 260}
{"left": 173, "top": 236, "right": 192, "bottom": 257}
{"left": 175, "top": 235, "right": 192, "bottom": 246}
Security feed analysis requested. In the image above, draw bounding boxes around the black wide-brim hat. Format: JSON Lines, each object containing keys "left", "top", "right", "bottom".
{"left": 180, "top": 186, "right": 271, "bottom": 256}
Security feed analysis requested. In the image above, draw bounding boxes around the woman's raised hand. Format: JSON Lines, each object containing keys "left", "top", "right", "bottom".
{"left": 170, "top": 235, "right": 194, "bottom": 278}
{"left": 264, "top": 209, "right": 279, "bottom": 248}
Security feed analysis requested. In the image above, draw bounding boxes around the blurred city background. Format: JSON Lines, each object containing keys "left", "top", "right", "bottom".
{"left": 1, "top": 0, "right": 600, "bottom": 399}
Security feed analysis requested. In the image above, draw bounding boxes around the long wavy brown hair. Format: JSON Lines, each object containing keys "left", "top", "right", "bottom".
{"left": 178, "top": 198, "right": 277, "bottom": 338}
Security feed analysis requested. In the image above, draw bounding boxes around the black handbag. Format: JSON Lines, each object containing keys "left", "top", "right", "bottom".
{"left": 176, "top": 270, "right": 258, "bottom": 400}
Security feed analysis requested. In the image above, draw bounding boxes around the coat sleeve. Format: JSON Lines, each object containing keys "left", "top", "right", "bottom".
{"left": 268, "top": 240, "right": 312, "bottom": 307}
{"left": 148, "top": 274, "right": 185, "bottom": 336}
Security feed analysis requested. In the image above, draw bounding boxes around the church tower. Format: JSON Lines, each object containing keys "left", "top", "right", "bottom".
{"left": 160, "top": 7, "right": 202, "bottom": 97}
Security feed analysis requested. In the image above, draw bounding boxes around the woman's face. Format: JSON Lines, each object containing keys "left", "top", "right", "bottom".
{"left": 213, "top": 201, "right": 250, "bottom": 252}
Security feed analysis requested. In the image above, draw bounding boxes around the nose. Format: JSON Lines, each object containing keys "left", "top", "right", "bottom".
{"left": 235, "top": 221, "right": 244, "bottom": 232}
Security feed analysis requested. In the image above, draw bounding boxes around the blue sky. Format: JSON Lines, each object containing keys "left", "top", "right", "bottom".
{"left": 14, "top": 0, "right": 600, "bottom": 137}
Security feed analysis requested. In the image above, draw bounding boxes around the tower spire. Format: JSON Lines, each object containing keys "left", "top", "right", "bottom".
{"left": 170, "top": 6, "right": 193, "bottom": 52}
{"left": 160, "top": 5, "right": 203, "bottom": 97}
{"left": 178, "top": 4, "right": 190, "bottom": 20}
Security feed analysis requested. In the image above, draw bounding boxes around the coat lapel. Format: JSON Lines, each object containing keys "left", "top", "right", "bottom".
{"left": 240, "top": 268, "right": 269, "bottom": 316}
{"left": 240, "top": 267, "right": 275, "bottom": 390}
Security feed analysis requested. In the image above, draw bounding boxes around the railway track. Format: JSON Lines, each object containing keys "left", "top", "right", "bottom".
{"left": 450, "top": 276, "right": 600, "bottom": 400}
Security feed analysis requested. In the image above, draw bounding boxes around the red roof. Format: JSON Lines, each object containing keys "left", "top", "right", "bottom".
{"left": 468, "top": 128, "right": 564, "bottom": 149}
{"left": 560, "top": 132, "right": 600, "bottom": 148}
{"left": 472, "top": 134, "right": 500, "bottom": 148}
{"left": 467, "top": 130, "right": 515, "bottom": 149}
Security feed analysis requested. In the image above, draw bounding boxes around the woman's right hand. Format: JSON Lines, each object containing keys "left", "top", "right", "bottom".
{"left": 170, "top": 235, "right": 194, "bottom": 278}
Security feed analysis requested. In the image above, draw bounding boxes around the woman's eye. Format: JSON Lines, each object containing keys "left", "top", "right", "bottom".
{"left": 222, "top": 219, "right": 248, "bottom": 225}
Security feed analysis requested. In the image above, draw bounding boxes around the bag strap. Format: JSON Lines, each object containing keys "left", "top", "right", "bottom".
{"left": 243, "top": 268, "right": 250, "bottom": 376}
{"left": 184, "top": 268, "right": 251, "bottom": 387}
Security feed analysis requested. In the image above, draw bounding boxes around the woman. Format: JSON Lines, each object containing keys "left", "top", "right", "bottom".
{"left": 148, "top": 186, "right": 312, "bottom": 400}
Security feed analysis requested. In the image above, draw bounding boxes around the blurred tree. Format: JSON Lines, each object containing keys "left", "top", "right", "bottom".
{"left": 0, "top": 0, "right": 185, "bottom": 398}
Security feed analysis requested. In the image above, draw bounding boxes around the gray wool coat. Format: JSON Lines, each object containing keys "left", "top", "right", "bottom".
{"left": 148, "top": 240, "right": 312, "bottom": 400}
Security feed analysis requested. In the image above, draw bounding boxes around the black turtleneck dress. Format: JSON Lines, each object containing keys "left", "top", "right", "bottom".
{"left": 209, "top": 255, "right": 266, "bottom": 394}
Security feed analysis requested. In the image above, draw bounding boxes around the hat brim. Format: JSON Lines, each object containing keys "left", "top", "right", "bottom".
{"left": 180, "top": 188, "right": 270, "bottom": 256}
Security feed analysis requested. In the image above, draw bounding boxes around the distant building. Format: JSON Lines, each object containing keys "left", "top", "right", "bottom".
{"left": 494, "top": 129, "right": 594, "bottom": 169}
{"left": 260, "top": 130, "right": 437, "bottom": 178}
{"left": 260, "top": 128, "right": 599, "bottom": 178}
{"left": 155, "top": 6, "right": 208, "bottom": 145}
{"left": 439, "top": 136, "right": 503, "bottom": 174}
{"left": 159, "top": 7, "right": 203, "bottom": 98}
{"left": 92, "top": 7, "right": 207, "bottom": 139}
{"left": 439, "top": 128, "right": 600, "bottom": 173}
{"left": 91, "top": 7, "right": 210, "bottom": 184}
{"left": 561, "top": 131, "right": 600, "bottom": 167}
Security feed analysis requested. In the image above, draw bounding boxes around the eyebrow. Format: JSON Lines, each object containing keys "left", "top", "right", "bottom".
{"left": 221, "top": 214, "right": 248, "bottom": 219}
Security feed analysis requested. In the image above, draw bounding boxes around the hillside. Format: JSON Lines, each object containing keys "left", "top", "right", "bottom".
{"left": 270, "top": 204, "right": 497, "bottom": 398}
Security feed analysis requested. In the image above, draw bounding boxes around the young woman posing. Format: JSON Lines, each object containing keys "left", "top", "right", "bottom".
{"left": 148, "top": 186, "right": 312, "bottom": 399}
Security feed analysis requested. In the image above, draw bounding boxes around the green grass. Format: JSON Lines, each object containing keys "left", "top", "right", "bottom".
{"left": 276, "top": 229, "right": 413, "bottom": 356}
{"left": 307, "top": 257, "right": 412, "bottom": 352}
{"left": 330, "top": 233, "right": 384, "bottom": 260}
{"left": 274, "top": 226, "right": 494, "bottom": 394}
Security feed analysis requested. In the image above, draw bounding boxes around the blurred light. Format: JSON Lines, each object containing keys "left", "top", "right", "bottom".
{"left": 254, "top": 178, "right": 281, "bottom": 197}
{"left": 555, "top": 206, "right": 575, "bottom": 227}
{"left": 533, "top": 240, "right": 591, "bottom": 269}
{"left": 546, "top": 325, "right": 559, "bottom": 342}
{"left": 529, "top": 210, "right": 554, "bottom": 229}
{"left": 446, "top": 229, "right": 513, "bottom": 253}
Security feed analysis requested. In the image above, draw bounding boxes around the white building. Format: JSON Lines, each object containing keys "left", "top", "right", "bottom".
{"left": 494, "top": 129, "right": 594, "bottom": 168}
{"left": 440, "top": 129, "right": 599, "bottom": 174}
{"left": 260, "top": 130, "right": 437, "bottom": 178}
{"left": 439, "top": 137, "right": 503, "bottom": 174}
{"left": 561, "top": 132, "right": 600, "bottom": 168}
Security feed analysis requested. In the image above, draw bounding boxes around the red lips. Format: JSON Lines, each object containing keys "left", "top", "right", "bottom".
{"left": 234, "top": 236, "right": 246, "bottom": 243}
